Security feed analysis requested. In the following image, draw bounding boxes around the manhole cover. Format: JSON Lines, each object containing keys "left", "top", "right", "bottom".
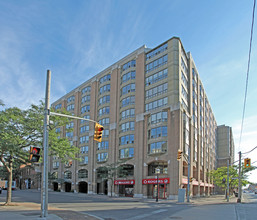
{"left": 169, "top": 217, "right": 182, "bottom": 219}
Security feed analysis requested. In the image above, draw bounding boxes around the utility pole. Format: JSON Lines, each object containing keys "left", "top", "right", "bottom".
{"left": 227, "top": 159, "right": 229, "bottom": 202}
{"left": 238, "top": 151, "right": 242, "bottom": 203}
{"left": 187, "top": 147, "right": 190, "bottom": 203}
{"left": 41, "top": 70, "right": 51, "bottom": 217}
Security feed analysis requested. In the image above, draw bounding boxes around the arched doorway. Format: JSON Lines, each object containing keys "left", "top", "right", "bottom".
{"left": 53, "top": 182, "right": 58, "bottom": 191}
{"left": 78, "top": 181, "right": 88, "bottom": 193}
{"left": 64, "top": 182, "right": 71, "bottom": 192}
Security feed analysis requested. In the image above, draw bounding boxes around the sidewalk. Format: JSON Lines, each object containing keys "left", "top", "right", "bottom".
{"left": 0, "top": 202, "right": 99, "bottom": 220}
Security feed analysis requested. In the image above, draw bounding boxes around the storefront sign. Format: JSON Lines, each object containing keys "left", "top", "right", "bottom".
{"left": 114, "top": 180, "right": 135, "bottom": 185}
{"left": 142, "top": 178, "right": 170, "bottom": 185}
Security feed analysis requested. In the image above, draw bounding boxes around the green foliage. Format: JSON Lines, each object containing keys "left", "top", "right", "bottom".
{"left": 209, "top": 165, "right": 256, "bottom": 191}
{"left": 0, "top": 101, "right": 80, "bottom": 203}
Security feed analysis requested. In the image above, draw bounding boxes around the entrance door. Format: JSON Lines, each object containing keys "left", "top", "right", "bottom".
{"left": 152, "top": 184, "right": 167, "bottom": 199}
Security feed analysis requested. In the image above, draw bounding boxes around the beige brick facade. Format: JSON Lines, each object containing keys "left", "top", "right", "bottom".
{"left": 50, "top": 37, "right": 217, "bottom": 199}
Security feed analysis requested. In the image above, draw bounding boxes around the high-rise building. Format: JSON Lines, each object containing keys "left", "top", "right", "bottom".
{"left": 50, "top": 37, "right": 217, "bottom": 199}
{"left": 216, "top": 125, "right": 235, "bottom": 167}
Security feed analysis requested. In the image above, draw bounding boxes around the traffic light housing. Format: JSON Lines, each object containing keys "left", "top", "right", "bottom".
{"left": 190, "top": 177, "right": 193, "bottom": 182}
{"left": 94, "top": 123, "right": 104, "bottom": 142}
{"left": 177, "top": 150, "right": 183, "bottom": 160}
{"left": 244, "top": 158, "right": 251, "bottom": 168}
{"left": 29, "top": 146, "right": 41, "bottom": 162}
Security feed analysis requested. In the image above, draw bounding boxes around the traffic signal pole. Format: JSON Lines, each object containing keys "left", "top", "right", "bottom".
{"left": 187, "top": 148, "right": 190, "bottom": 203}
{"left": 41, "top": 70, "right": 51, "bottom": 218}
{"left": 238, "top": 151, "right": 242, "bottom": 203}
{"left": 40, "top": 70, "right": 102, "bottom": 218}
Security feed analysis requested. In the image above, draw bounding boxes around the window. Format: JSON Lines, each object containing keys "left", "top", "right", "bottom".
{"left": 121, "top": 96, "right": 135, "bottom": 108}
{"left": 99, "top": 117, "right": 110, "bottom": 126}
{"left": 53, "top": 161, "right": 59, "bottom": 169}
{"left": 146, "top": 54, "right": 168, "bottom": 73}
{"left": 67, "top": 96, "right": 75, "bottom": 103}
{"left": 80, "top": 125, "right": 89, "bottom": 134}
{"left": 97, "top": 153, "right": 108, "bottom": 162}
{"left": 99, "top": 95, "right": 110, "bottom": 106}
{"left": 80, "top": 156, "right": 88, "bottom": 165}
{"left": 121, "top": 108, "right": 135, "bottom": 120}
{"left": 99, "top": 74, "right": 111, "bottom": 84}
{"left": 81, "top": 105, "right": 90, "bottom": 114}
{"left": 102, "top": 129, "right": 109, "bottom": 138}
{"left": 98, "top": 107, "right": 110, "bottom": 116}
{"left": 99, "top": 84, "right": 110, "bottom": 94}
{"left": 120, "top": 121, "right": 135, "bottom": 132}
{"left": 80, "top": 146, "right": 89, "bottom": 154}
{"left": 121, "top": 83, "right": 135, "bottom": 96}
{"left": 78, "top": 169, "right": 88, "bottom": 178}
{"left": 81, "top": 86, "right": 91, "bottom": 94}
{"left": 97, "top": 141, "right": 109, "bottom": 150}
{"left": 55, "top": 103, "right": 62, "bottom": 110}
{"left": 146, "top": 43, "right": 168, "bottom": 60}
{"left": 67, "top": 104, "right": 74, "bottom": 111}
{"left": 64, "top": 171, "right": 72, "bottom": 179}
{"left": 148, "top": 111, "right": 167, "bottom": 124}
{"left": 145, "top": 69, "right": 168, "bottom": 86}
{"left": 148, "top": 162, "right": 168, "bottom": 176}
{"left": 121, "top": 71, "right": 136, "bottom": 84}
{"left": 80, "top": 136, "right": 89, "bottom": 144}
{"left": 66, "top": 131, "right": 73, "bottom": 138}
{"left": 122, "top": 60, "right": 136, "bottom": 72}
{"left": 146, "top": 82, "right": 168, "bottom": 99}
{"left": 119, "top": 148, "right": 134, "bottom": 159}
{"left": 145, "top": 97, "right": 168, "bottom": 111}
{"left": 120, "top": 134, "right": 134, "bottom": 145}
{"left": 66, "top": 122, "right": 74, "bottom": 129}
{"left": 181, "top": 57, "right": 188, "bottom": 73}
{"left": 148, "top": 126, "right": 167, "bottom": 139}
{"left": 148, "top": 141, "right": 167, "bottom": 154}
{"left": 81, "top": 95, "right": 90, "bottom": 104}
{"left": 80, "top": 115, "right": 90, "bottom": 124}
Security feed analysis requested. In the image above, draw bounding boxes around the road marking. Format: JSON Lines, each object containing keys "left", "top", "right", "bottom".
{"left": 126, "top": 209, "right": 167, "bottom": 220}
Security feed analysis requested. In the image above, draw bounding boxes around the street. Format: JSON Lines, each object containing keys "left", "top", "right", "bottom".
{"left": 0, "top": 190, "right": 257, "bottom": 220}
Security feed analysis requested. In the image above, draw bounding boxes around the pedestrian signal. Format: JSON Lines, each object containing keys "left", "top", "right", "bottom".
{"left": 29, "top": 146, "right": 41, "bottom": 162}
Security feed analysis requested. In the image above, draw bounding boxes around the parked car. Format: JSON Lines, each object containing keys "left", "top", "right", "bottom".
{"left": 255, "top": 191, "right": 257, "bottom": 194}
{"left": 0, "top": 187, "right": 2, "bottom": 194}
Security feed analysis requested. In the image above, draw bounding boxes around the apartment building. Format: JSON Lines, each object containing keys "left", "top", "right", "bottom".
{"left": 216, "top": 125, "right": 235, "bottom": 167}
{"left": 50, "top": 37, "right": 217, "bottom": 199}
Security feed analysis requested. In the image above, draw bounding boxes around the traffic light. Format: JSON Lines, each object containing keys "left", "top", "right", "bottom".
{"left": 177, "top": 150, "right": 183, "bottom": 160}
{"left": 190, "top": 177, "right": 193, "bottom": 182}
{"left": 29, "top": 146, "right": 41, "bottom": 162}
{"left": 94, "top": 123, "right": 104, "bottom": 142}
{"left": 244, "top": 158, "right": 251, "bottom": 168}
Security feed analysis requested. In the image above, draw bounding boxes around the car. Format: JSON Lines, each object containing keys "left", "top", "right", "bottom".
{"left": 255, "top": 191, "right": 257, "bottom": 194}
{"left": 0, "top": 187, "right": 2, "bottom": 194}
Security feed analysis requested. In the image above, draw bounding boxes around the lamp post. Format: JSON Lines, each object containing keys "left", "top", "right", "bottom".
{"left": 155, "top": 168, "right": 160, "bottom": 202}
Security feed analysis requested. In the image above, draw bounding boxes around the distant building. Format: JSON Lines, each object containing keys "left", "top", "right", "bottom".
{"left": 50, "top": 37, "right": 218, "bottom": 199}
{"left": 216, "top": 125, "right": 235, "bottom": 167}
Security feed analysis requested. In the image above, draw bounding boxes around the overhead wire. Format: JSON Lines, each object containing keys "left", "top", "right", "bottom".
{"left": 238, "top": 0, "right": 256, "bottom": 151}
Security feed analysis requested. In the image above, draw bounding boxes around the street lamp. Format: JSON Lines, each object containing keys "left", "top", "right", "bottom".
{"left": 155, "top": 168, "right": 160, "bottom": 202}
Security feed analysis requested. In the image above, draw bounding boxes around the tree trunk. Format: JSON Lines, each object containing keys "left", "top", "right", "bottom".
{"left": 6, "top": 159, "right": 13, "bottom": 205}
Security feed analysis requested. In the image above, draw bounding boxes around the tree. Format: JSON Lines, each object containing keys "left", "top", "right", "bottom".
{"left": 0, "top": 102, "right": 79, "bottom": 205}
{"left": 209, "top": 164, "right": 256, "bottom": 195}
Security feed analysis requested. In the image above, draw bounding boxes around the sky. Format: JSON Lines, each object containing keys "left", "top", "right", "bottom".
{"left": 0, "top": 0, "right": 256, "bottom": 183}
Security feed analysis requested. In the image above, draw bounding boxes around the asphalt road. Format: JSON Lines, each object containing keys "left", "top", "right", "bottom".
{"left": 1, "top": 190, "right": 257, "bottom": 220}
